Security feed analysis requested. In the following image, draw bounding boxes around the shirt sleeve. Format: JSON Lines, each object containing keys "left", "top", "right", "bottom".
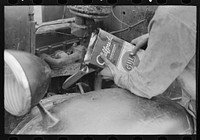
{"left": 113, "top": 6, "right": 196, "bottom": 99}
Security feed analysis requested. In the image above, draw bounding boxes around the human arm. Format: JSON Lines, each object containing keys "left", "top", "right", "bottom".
{"left": 101, "top": 6, "right": 196, "bottom": 99}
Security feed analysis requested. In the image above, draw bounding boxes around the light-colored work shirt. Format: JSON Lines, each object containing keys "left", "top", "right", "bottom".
{"left": 113, "top": 6, "right": 196, "bottom": 129}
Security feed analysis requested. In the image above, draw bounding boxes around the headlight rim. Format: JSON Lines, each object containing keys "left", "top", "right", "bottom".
{"left": 4, "top": 50, "right": 32, "bottom": 116}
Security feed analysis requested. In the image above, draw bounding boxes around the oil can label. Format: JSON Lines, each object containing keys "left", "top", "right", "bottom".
{"left": 93, "top": 34, "right": 122, "bottom": 67}
{"left": 86, "top": 29, "right": 139, "bottom": 72}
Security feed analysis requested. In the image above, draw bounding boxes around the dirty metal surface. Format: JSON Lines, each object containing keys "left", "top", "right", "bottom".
{"left": 35, "top": 39, "right": 81, "bottom": 78}
{"left": 40, "top": 6, "right": 157, "bottom": 42}
{"left": 5, "top": 94, "right": 77, "bottom": 134}
{"left": 4, "top": 110, "right": 29, "bottom": 134}
{"left": 9, "top": 94, "right": 78, "bottom": 134}
{"left": 4, "top": 6, "right": 34, "bottom": 52}
{"left": 50, "top": 63, "right": 81, "bottom": 78}
{"left": 42, "top": 6, "right": 68, "bottom": 22}
{"left": 36, "top": 31, "right": 76, "bottom": 49}
{"left": 41, "top": 6, "right": 112, "bottom": 23}
{"left": 4, "top": 75, "right": 182, "bottom": 134}
{"left": 11, "top": 88, "right": 192, "bottom": 134}
{"left": 4, "top": 81, "right": 182, "bottom": 134}
{"left": 68, "top": 6, "right": 111, "bottom": 19}
{"left": 103, "top": 6, "right": 158, "bottom": 42}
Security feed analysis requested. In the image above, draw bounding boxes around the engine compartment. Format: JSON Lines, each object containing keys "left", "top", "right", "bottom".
{"left": 4, "top": 5, "right": 185, "bottom": 134}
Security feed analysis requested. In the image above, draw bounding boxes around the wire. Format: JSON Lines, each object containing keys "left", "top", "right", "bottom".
{"left": 35, "top": 17, "right": 74, "bottom": 33}
{"left": 111, "top": 7, "right": 130, "bottom": 27}
{"left": 110, "top": 7, "right": 149, "bottom": 35}
{"left": 110, "top": 19, "right": 146, "bottom": 34}
{"left": 35, "top": 6, "right": 69, "bottom": 33}
{"left": 35, "top": 22, "right": 67, "bottom": 33}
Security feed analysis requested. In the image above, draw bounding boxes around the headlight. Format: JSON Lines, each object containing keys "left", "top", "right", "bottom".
{"left": 4, "top": 50, "right": 51, "bottom": 116}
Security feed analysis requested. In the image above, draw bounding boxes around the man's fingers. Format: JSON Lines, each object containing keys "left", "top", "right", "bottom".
{"left": 100, "top": 52, "right": 113, "bottom": 66}
{"left": 100, "top": 53, "right": 115, "bottom": 70}
{"left": 131, "top": 36, "right": 142, "bottom": 45}
{"left": 100, "top": 52, "right": 118, "bottom": 75}
{"left": 131, "top": 39, "right": 138, "bottom": 45}
{"left": 131, "top": 33, "right": 149, "bottom": 45}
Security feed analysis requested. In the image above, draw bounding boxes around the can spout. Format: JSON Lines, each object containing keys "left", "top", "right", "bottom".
{"left": 37, "top": 102, "right": 59, "bottom": 129}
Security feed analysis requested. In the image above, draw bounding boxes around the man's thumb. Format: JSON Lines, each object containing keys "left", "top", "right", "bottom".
{"left": 131, "top": 39, "right": 138, "bottom": 45}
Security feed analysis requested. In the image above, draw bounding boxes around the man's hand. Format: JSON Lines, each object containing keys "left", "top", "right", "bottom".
{"left": 100, "top": 52, "right": 119, "bottom": 79}
{"left": 131, "top": 33, "right": 149, "bottom": 46}
{"left": 131, "top": 33, "right": 149, "bottom": 55}
{"left": 100, "top": 34, "right": 148, "bottom": 79}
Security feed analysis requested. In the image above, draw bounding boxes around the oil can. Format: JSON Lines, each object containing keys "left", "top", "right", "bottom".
{"left": 84, "top": 28, "right": 144, "bottom": 72}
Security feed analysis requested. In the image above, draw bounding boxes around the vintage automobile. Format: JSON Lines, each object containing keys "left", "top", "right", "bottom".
{"left": 4, "top": 5, "right": 194, "bottom": 134}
